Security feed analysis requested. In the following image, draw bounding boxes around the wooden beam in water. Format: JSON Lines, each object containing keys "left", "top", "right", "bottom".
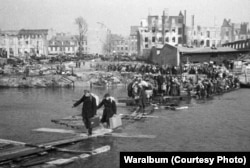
{"left": 19, "top": 145, "right": 111, "bottom": 167}
{"left": 32, "top": 127, "right": 156, "bottom": 139}
{"left": 33, "top": 128, "right": 78, "bottom": 134}
{"left": 104, "top": 133, "right": 156, "bottom": 139}
{"left": 46, "top": 145, "right": 110, "bottom": 166}
{"left": 0, "top": 132, "right": 107, "bottom": 163}
{"left": 120, "top": 114, "right": 159, "bottom": 119}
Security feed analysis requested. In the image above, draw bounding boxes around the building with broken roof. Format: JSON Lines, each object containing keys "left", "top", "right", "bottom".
{"left": 110, "top": 26, "right": 139, "bottom": 56}
{"left": 137, "top": 9, "right": 187, "bottom": 57}
{"left": 18, "top": 29, "right": 52, "bottom": 57}
{"left": 186, "top": 26, "right": 222, "bottom": 48}
{"left": 0, "top": 30, "right": 19, "bottom": 58}
{"left": 186, "top": 15, "right": 222, "bottom": 48}
{"left": 221, "top": 19, "right": 250, "bottom": 44}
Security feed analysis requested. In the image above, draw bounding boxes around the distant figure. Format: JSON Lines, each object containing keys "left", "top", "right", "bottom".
{"left": 133, "top": 84, "right": 146, "bottom": 113}
{"left": 72, "top": 90, "right": 97, "bottom": 136}
{"left": 24, "top": 66, "right": 29, "bottom": 77}
{"left": 97, "top": 93, "right": 117, "bottom": 128}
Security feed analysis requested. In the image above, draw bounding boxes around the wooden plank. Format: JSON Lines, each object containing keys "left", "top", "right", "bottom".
{"left": 0, "top": 139, "right": 27, "bottom": 146}
{"left": 120, "top": 114, "right": 159, "bottom": 119}
{"left": 46, "top": 158, "right": 75, "bottom": 166}
{"left": 104, "top": 133, "right": 156, "bottom": 139}
{"left": 0, "top": 130, "right": 110, "bottom": 163}
{"left": 46, "top": 145, "right": 110, "bottom": 166}
{"left": 0, "top": 146, "right": 45, "bottom": 163}
{"left": 19, "top": 145, "right": 111, "bottom": 167}
{"left": 32, "top": 127, "right": 112, "bottom": 137}
{"left": 32, "top": 127, "right": 155, "bottom": 139}
{"left": 160, "top": 105, "right": 189, "bottom": 110}
{"left": 19, "top": 158, "right": 56, "bottom": 167}
{"left": 32, "top": 128, "right": 78, "bottom": 134}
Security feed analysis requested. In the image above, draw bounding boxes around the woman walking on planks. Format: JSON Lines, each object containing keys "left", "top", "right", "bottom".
{"left": 72, "top": 90, "right": 97, "bottom": 136}
{"left": 97, "top": 93, "right": 117, "bottom": 128}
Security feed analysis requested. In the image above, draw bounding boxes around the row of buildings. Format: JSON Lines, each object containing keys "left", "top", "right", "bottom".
{"left": 0, "top": 29, "right": 51, "bottom": 58}
{"left": 135, "top": 10, "right": 250, "bottom": 58}
{"left": 103, "top": 10, "right": 250, "bottom": 58}
{"left": 1, "top": 9, "right": 250, "bottom": 59}
{"left": 0, "top": 29, "right": 89, "bottom": 58}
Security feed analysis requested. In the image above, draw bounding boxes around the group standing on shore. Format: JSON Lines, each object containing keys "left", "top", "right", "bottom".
{"left": 125, "top": 62, "right": 240, "bottom": 107}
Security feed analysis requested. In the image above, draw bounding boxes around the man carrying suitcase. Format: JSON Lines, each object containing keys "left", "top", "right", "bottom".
{"left": 72, "top": 90, "right": 97, "bottom": 136}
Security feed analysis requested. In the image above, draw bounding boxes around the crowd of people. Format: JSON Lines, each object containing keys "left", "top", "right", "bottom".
{"left": 107, "top": 63, "right": 181, "bottom": 75}
{"left": 125, "top": 62, "right": 240, "bottom": 109}
{"left": 71, "top": 61, "right": 241, "bottom": 133}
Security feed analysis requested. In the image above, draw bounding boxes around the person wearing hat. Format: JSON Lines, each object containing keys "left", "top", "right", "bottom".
{"left": 97, "top": 93, "right": 117, "bottom": 128}
{"left": 72, "top": 90, "right": 97, "bottom": 136}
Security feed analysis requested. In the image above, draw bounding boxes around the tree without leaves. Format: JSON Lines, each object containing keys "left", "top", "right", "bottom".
{"left": 75, "top": 17, "right": 88, "bottom": 57}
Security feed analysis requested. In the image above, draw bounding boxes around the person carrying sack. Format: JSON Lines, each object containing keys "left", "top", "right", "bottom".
{"left": 72, "top": 90, "right": 97, "bottom": 136}
{"left": 97, "top": 93, "right": 117, "bottom": 128}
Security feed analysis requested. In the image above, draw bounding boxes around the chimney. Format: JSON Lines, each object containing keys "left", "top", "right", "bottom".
{"left": 192, "top": 15, "right": 195, "bottom": 28}
{"left": 184, "top": 10, "right": 187, "bottom": 25}
{"left": 162, "top": 10, "right": 165, "bottom": 44}
{"left": 183, "top": 10, "right": 187, "bottom": 45}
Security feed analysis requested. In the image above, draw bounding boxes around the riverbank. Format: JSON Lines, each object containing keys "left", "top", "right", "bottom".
{"left": 0, "top": 75, "right": 76, "bottom": 88}
{"left": 0, "top": 60, "right": 129, "bottom": 88}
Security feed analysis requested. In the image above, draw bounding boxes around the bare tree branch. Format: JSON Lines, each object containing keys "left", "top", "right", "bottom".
{"left": 75, "top": 17, "right": 88, "bottom": 56}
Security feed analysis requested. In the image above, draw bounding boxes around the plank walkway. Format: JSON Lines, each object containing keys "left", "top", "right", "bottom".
{"left": 0, "top": 128, "right": 112, "bottom": 163}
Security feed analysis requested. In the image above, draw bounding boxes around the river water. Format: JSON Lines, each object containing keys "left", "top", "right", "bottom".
{"left": 0, "top": 86, "right": 250, "bottom": 167}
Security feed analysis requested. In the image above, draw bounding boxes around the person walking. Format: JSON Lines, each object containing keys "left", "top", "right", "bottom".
{"left": 72, "top": 90, "right": 97, "bottom": 136}
{"left": 97, "top": 93, "right": 117, "bottom": 128}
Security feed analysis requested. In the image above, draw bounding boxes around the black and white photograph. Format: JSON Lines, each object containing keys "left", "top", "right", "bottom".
{"left": 0, "top": 0, "right": 250, "bottom": 167}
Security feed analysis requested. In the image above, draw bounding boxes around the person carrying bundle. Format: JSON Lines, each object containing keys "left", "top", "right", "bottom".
{"left": 97, "top": 93, "right": 117, "bottom": 128}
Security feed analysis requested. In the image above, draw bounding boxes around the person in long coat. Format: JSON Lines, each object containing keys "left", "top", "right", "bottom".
{"left": 97, "top": 93, "right": 117, "bottom": 128}
{"left": 72, "top": 90, "right": 97, "bottom": 136}
{"left": 136, "top": 84, "right": 147, "bottom": 113}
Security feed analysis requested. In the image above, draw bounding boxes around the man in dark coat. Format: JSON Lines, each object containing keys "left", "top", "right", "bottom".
{"left": 97, "top": 93, "right": 117, "bottom": 128}
{"left": 72, "top": 90, "right": 97, "bottom": 136}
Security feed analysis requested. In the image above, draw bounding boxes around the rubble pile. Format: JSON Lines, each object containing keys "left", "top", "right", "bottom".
{"left": 0, "top": 75, "right": 74, "bottom": 88}
{"left": 88, "top": 72, "right": 124, "bottom": 86}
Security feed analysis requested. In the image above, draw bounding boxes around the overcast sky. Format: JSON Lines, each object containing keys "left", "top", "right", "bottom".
{"left": 1, "top": 0, "right": 250, "bottom": 36}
